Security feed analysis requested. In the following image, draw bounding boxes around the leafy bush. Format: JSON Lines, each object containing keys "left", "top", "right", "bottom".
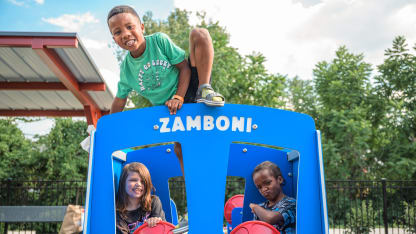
{"left": 345, "top": 200, "right": 379, "bottom": 234}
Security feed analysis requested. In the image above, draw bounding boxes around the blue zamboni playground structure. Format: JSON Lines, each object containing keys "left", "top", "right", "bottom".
{"left": 83, "top": 103, "right": 329, "bottom": 233}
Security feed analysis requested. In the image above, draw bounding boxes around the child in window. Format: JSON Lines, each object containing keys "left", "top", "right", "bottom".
{"left": 249, "top": 161, "right": 296, "bottom": 234}
{"left": 116, "top": 162, "right": 165, "bottom": 234}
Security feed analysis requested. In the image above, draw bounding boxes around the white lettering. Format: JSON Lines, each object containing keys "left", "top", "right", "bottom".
{"left": 186, "top": 116, "right": 201, "bottom": 131}
{"left": 216, "top": 116, "right": 230, "bottom": 131}
{"left": 172, "top": 117, "right": 185, "bottom": 132}
{"left": 246, "top": 117, "right": 252, "bottom": 132}
{"left": 159, "top": 118, "right": 170, "bottom": 133}
{"left": 159, "top": 115, "right": 253, "bottom": 133}
{"left": 203, "top": 116, "right": 214, "bottom": 130}
{"left": 232, "top": 116, "right": 245, "bottom": 132}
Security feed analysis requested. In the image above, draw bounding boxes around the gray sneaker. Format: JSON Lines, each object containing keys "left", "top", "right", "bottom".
{"left": 195, "top": 84, "right": 225, "bottom": 107}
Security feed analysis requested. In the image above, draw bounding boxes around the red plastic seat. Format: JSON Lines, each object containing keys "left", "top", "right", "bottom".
{"left": 230, "top": 221, "right": 281, "bottom": 234}
{"left": 133, "top": 221, "right": 175, "bottom": 234}
{"left": 224, "top": 194, "right": 244, "bottom": 224}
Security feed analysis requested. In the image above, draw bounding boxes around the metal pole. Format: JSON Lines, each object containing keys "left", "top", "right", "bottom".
{"left": 3, "top": 223, "right": 8, "bottom": 234}
{"left": 381, "top": 178, "right": 388, "bottom": 234}
{"left": 3, "top": 179, "right": 11, "bottom": 234}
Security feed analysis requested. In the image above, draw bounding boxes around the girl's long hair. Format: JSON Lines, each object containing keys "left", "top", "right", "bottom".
{"left": 116, "top": 162, "right": 154, "bottom": 214}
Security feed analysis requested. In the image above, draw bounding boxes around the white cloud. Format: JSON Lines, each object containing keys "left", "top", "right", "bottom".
{"left": 7, "top": 0, "right": 44, "bottom": 7}
{"left": 174, "top": 0, "right": 416, "bottom": 79}
{"left": 293, "top": 0, "right": 321, "bottom": 7}
{"left": 7, "top": 0, "right": 25, "bottom": 6}
{"left": 82, "top": 38, "right": 107, "bottom": 50}
{"left": 42, "top": 12, "right": 99, "bottom": 32}
{"left": 387, "top": 3, "right": 416, "bottom": 38}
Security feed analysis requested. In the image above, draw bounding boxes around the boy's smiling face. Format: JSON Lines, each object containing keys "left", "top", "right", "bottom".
{"left": 253, "top": 169, "right": 283, "bottom": 203}
{"left": 108, "top": 13, "right": 145, "bottom": 58}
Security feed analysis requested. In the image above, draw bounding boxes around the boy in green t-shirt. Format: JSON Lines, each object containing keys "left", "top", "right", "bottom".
{"left": 107, "top": 5, "right": 225, "bottom": 175}
{"left": 107, "top": 5, "right": 224, "bottom": 116}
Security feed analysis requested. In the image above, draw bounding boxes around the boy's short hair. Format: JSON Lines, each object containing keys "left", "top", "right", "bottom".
{"left": 252, "top": 161, "right": 282, "bottom": 179}
{"left": 107, "top": 5, "right": 141, "bottom": 24}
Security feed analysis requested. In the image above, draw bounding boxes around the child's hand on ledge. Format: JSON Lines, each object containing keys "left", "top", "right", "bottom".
{"left": 165, "top": 98, "right": 183, "bottom": 115}
{"left": 146, "top": 217, "right": 162, "bottom": 227}
{"left": 249, "top": 203, "right": 259, "bottom": 213}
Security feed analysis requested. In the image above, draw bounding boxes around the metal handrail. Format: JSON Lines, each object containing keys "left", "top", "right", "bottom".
{"left": 173, "top": 225, "right": 189, "bottom": 233}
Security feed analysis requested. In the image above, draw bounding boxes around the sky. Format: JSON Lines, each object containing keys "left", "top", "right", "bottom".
{"left": 1, "top": 0, "right": 415, "bottom": 137}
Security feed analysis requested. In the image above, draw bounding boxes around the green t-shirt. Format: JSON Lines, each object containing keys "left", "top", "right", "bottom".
{"left": 116, "top": 32, "right": 186, "bottom": 105}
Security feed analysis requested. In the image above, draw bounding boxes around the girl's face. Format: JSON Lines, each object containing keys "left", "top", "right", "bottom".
{"left": 108, "top": 13, "right": 145, "bottom": 58}
{"left": 125, "top": 171, "right": 144, "bottom": 200}
{"left": 253, "top": 169, "right": 283, "bottom": 203}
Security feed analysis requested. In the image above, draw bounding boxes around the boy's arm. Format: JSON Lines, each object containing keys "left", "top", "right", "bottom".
{"left": 249, "top": 203, "right": 284, "bottom": 226}
{"left": 165, "top": 59, "right": 191, "bottom": 115}
{"left": 110, "top": 97, "right": 127, "bottom": 114}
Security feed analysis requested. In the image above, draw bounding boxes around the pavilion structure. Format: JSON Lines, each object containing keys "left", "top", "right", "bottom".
{"left": 0, "top": 32, "right": 114, "bottom": 126}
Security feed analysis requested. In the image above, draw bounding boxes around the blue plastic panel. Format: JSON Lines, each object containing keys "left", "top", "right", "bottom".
{"left": 112, "top": 158, "right": 124, "bottom": 196}
{"left": 124, "top": 144, "right": 182, "bottom": 223}
{"left": 231, "top": 207, "right": 243, "bottom": 229}
{"left": 84, "top": 103, "right": 327, "bottom": 234}
{"left": 227, "top": 143, "right": 296, "bottom": 222}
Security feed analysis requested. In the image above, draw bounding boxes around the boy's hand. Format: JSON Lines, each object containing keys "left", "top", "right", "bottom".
{"left": 146, "top": 217, "right": 162, "bottom": 228}
{"left": 249, "top": 203, "right": 258, "bottom": 213}
{"left": 165, "top": 99, "right": 183, "bottom": 115}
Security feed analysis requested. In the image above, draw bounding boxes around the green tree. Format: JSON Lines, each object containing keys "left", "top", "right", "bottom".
{"left": 313, "top": 46, "right": 374, "bottom": 179}
{"left": 372, "top": 36, "right": 416, "bottom": 180}
{"left": 314, "top": 46, "right": 372, "bottom": 110}
{"left": 286, "top": 76, "right": 318, "bottom": 117}
{"left": 31, "top": 118, "right": 89, "bottom": 181}
{"left": 226, "top": 53, "right": 287, "bottom": 107}
{"left": 0, "top": 119, "right": 34, "bottom": 180}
